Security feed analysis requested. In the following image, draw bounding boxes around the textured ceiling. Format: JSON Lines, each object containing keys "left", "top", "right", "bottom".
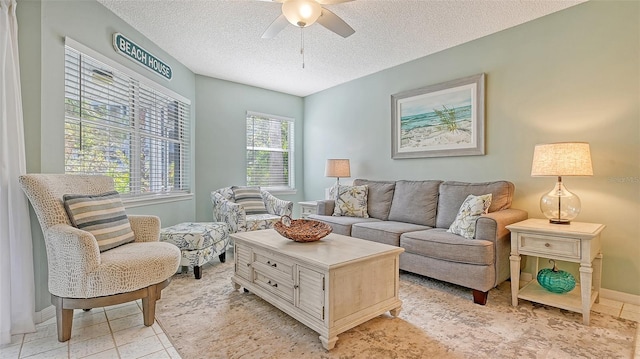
{"left": 96, "top": 0, "right": 584, "bottom": 97}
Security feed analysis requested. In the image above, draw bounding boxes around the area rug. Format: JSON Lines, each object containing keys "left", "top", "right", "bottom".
{"left": 155, "top": 253, "right": 636, "bottom": 359}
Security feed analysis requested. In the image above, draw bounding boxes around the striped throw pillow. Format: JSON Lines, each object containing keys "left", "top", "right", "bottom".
{"left": 63, "top": 191, "right": 135, "bottom": 252}
{"left": 231, "top": 186, "right": 268, "bottom": 215}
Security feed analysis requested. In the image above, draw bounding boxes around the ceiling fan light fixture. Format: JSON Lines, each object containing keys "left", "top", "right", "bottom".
{"left": 282, "top": 0, "right": 322, "bottom": 28}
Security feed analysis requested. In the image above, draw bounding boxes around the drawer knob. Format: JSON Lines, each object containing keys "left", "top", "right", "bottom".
{"left": 267, "top": 280, "right": 278, "bottom": 288}
{"left": 267, "top": 260, "right": 277, "bottom": 268}
{"left": 246, "top": 263, "right": 251, "bottom": 267}
{"left": 545, "top": 243, "right": 551, "bottom": 247}
{"left": 294, "top": 285, "right": 299, "bottom": 289}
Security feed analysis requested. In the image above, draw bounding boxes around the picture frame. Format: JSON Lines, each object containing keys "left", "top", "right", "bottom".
{"left": 391, "top": 73, "right": 485, "bottom": 159}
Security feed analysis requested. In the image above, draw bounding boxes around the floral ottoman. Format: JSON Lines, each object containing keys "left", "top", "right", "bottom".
{"left": 160, "top": 222, "right": 230, "bottom": 279}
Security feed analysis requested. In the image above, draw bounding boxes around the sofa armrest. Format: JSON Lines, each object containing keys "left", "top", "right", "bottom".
{"left": 262, "top": 191, "right": 293, "bottom": 217}
{"left": 475, "top": 208, "right": 529, "bottom": 242}
{"left": 128, "top": 215, "right": 161, "bottom": 242}
{"left": 211, "top": 192, "right": 246, "bottom": 233}
{"left": 316, "top": 200, "right": 335, "bottom": 216}
{"left": 476, "top": 208, "right": 528, "bottom": 287}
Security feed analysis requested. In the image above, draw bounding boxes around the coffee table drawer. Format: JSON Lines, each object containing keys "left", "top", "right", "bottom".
{"left": 518, "top": 233, "right": 581, "bottom": 259}
{"left": 254, "top": 250, "right": 294, "bottom": 278}
{"left": 254, "top": 270, "right": 294, "bottom": 303}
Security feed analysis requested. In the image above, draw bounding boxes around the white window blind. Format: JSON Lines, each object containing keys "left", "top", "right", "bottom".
{"left": 246, "top": 112, "right": 294, "bottom": 190}
{"left": 64, "top": 46, "right": 190, "bottom": 198}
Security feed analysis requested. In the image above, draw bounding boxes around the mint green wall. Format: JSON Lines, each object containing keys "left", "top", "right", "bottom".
{"left": 304, "top": 1, "right": 640, "bottom": 296}
{"left": 18, "top": 0, "right": 197, "bottom": 311}
{"left": 194, "top": 76, "right": 305, "bottom": 221}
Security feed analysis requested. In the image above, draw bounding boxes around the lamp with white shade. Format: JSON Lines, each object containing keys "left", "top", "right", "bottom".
{"left": 325, "top": 159, "right": 350, "bottom": 199}
{"left": 531, "top": 142, "right": 593, "bottom": 224}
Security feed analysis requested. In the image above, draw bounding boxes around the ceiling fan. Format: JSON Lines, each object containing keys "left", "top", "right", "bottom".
{"left": 261, "top": 0, "right": 355, "bottom": 39}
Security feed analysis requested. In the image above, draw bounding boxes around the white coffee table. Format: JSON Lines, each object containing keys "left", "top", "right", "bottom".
{"left": 231, "top": 229, "right": 404, "bottom": 350}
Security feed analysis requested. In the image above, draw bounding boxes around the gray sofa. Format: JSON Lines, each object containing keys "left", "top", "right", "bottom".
{"left": 309, "top": 179, "right": 528, "bottom": 305}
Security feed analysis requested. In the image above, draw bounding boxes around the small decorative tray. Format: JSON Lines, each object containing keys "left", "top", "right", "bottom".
{"left": 274, "top": 215, "right": 332, "bottom": 243}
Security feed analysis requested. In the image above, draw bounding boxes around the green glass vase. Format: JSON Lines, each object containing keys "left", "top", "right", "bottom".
{"left": 537, "top": 259, "right": 576, "bottom": 294}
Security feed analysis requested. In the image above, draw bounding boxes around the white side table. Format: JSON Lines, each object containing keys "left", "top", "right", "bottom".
{"left": 507, "top": 218, "right": 605, "bottom": 325}
{"left": 298, "top": 201, "right": 318, "bottom": 218}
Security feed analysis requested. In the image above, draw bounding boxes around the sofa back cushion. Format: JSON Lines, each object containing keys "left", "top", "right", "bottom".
{"left": 353, "top": 179, "right": 396, "bottom": 220}
{"left": 388, "top": 180, "right": 442, "bottom": 226}
{"left": 436, "top": 181, "right": 514, "bottom": 229}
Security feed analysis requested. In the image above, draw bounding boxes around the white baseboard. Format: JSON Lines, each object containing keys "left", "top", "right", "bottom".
{"left": 520, "top": 271, "right": 640, "bottom": 306}
{"left": 34, "top": 305, "right": 55, "bottom": 325}
{"left": 600, "top": 288, "right": 640, "bottom": 306}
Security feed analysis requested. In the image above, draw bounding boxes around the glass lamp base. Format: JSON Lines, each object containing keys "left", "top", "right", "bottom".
{"left": 540, "top": 179, "right": 581, "bottom": 224}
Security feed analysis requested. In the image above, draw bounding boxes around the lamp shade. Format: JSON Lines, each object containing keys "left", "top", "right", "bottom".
{"left": 531, "top": 142, "right": 593, "bottom": 177}
{"left": 281, "top": 0, "right": 322, "bottom": 27}
{"left": 325, "top": 159, "right": 351, "bottom": 178}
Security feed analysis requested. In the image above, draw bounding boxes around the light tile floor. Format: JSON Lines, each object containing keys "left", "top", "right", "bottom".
{"left": 0, "top": 300, "right": 181, "bottom": 359}
{"left": 1, "top": 294, "right": 639, "bottom": 358}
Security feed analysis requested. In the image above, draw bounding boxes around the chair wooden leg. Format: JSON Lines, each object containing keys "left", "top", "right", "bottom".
{"left": 142, "top": 285, "right": 158, "bottom": 326}
{"left": 219, "top": 252, "right": 226, "bottom": 263}
{"left": 472, "top": 289, "right": 488, "bottom": 305}
{"left": 52, "top": 296, "right": 73, "bottom": 342}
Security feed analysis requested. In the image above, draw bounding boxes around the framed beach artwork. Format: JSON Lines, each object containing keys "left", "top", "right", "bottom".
{"left": 391, "top": 73, "right": 485, "bottom": 159}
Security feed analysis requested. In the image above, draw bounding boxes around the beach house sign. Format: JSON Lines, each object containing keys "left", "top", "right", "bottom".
{"left": 113, "top": 33, "right": 172, "bottom": 81}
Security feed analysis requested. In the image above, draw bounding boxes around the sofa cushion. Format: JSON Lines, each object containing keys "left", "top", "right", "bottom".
{"left": 388, "top": 180, "right": 442, "bottom": 227}
{"left": 308, "top": 214, "right": 380, "bottom": 236}
{"left": 231, "top": 186, "right": 268, "bottom": 215}
{"left": 436, "top": 181, "right": 514, "bottom": 229}
{"left": 63, "top": 191, "right": 135, "bottom": 252}
{"left": 400, "top": 229, "right": 494, "bottom": 266}
{"left": 447, "top": 194, "right": 492, "bottom": 239}
{"left": 333, "top": 185, "right": 369, "bottom": 218}
{"left": 353, "top": 179, "right": 396, "bottom": 220}
{"left": 352, "top": 221, "right": 430, "bottom": 246}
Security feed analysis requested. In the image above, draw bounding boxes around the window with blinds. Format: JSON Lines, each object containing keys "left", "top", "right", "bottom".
{"left": 64, "top": 46, "right": 190, "bottom": 198}
{"left": 246, "top": 112, "right": 294, "bottom": 190}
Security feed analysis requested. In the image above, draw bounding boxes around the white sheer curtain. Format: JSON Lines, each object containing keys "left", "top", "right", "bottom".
{"left": 0, "top": 0, "right": 36, "bottom": 345}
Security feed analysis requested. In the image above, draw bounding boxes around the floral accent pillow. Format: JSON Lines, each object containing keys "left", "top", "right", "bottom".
{"left": 447, "top": 194, "right": 492, "bottom": 239}
{"left": 332, "top": 185, "right": 369, "bottom": 218}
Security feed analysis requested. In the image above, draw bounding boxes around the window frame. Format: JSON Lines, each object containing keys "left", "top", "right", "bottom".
{"left": 246, "top": 111, "right": 296, "bottom": 194}
{"left": 64, "top": 38, "right": 193, "bottom": 206}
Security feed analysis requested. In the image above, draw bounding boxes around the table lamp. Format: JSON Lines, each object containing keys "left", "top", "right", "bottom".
{"left": 325, "top": 159, "right": 350, "bottom": 196}
{"left": 531, "top": 142, "right": 593, "bottom": 224}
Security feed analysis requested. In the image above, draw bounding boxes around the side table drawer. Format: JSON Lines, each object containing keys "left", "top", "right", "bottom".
{"left": 518, "top": 233, "right": 581, "bottom": 259}
{"left": 301, "top": 206, "right": 315, "bottom": 216}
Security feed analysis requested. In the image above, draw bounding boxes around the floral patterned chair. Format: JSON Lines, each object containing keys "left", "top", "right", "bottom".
{"left": 211, "top": 186, "right": 293, "bottom": 233}
{"left": 19, "top": 174, "right": 181, "bottom": 342}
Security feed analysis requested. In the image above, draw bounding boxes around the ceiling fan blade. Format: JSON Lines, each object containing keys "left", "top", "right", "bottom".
{"left": 262, "top": 14, "right": 290, "bottom": 39}
{"left": 317, "top": 8, "right": 355, "bottom": 38}
{"left": 316, "top": 0, "right": 353, "bottom": 4}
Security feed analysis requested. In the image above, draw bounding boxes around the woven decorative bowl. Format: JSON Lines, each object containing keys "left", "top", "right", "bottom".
{"left": 274, "top": 215, "right": 332, "bottom": 242}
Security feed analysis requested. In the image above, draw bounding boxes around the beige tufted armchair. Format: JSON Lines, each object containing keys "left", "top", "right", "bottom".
{"left": 19, "top": 174, "right": 181, "bottom": 342}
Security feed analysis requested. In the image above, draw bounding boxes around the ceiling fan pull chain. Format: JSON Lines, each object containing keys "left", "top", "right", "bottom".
{"left": 300, "top": 27, "right": 305, "bottom": 69}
